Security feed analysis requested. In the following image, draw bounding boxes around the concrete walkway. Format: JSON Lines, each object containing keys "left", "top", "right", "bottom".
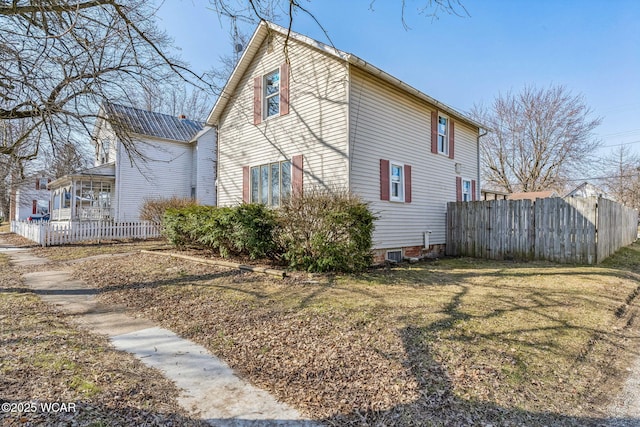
{"left": 1, "top": 240, "right": 315, "bottom": 426}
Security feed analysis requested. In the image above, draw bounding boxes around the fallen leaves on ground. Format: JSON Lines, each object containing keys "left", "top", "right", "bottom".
{"left": 69, "top": 249, "right": 640, "bottom": 426}
{"left": 0, "top": 249, "right": 208, "bottom": 426}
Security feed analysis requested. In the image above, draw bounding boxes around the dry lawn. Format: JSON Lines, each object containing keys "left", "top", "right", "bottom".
{"left": 59, "top": 241, "right": 640, "bottom": 426}
{"left": 0, "top": 242, "right": 208, "bottom": 426}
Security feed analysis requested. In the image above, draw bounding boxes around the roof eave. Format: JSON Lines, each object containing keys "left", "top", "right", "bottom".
{"left": 207, "top": 21, "right": 486, "bottom": 132}
{"left": 206, "top": 22, "right": 269, "bottom": 126}
{"left": 206, "top": 21, "right": 349, "bottom": 126}
{"left": 346, "top": 54, "right": 485, "bottom": 131}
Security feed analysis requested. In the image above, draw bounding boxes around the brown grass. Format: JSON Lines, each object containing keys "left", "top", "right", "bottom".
{"left": 63, "top": 242, "right": 640, "bottom": 426}
{"left": 0, "top": 249, "right": 207, "bottom": 426}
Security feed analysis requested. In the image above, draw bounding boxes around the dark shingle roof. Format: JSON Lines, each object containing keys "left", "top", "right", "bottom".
{"left": 103, "top": 103, "right": 203, "bottom": 142}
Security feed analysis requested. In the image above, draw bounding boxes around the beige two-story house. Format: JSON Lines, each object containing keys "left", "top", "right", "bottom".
{"left": 208, "top": 21, "right": 484, "bottom": 261}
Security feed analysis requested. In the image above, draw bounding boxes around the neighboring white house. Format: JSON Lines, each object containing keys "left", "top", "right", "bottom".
{"left": 207, "top": 21, "right": 484, "bottom": 261}
{"left": 9, "top": 171, "right": 52, "bottom": 221}
{"left": 564, "top": 182, "right": 607, "bottom": 199}
{"left": 49, "top": 103, "right": 216, "bottom": 222}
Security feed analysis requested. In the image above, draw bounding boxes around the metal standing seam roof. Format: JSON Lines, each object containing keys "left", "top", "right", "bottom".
{"left": 104, "top": 103, "right": 203, "bottom": 142}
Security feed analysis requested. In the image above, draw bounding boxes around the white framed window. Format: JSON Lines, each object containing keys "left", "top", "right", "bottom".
{"left": 102, "top": 139, "right": 110, "bottom": 163}
{"left": 390, "top": 162, "right": 404, "bottom": 202}
{"left": 462, "top": 179, "right": 472, "bottom": 202}
{"left": 38, "top": 178, "right": 48, "bottom": 189}
{"left": 438, "top": 115, "right": 449, "bottom": 155}
{"left": 263, "top": 69, "right": 280, "bottom": 119}
{"left": 250, "top": 160, "right": 291, "bottom": 206}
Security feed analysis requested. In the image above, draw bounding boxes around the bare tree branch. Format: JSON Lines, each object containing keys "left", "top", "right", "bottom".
{"left": 471, "top": 85, "right": 602, "bottom": 193}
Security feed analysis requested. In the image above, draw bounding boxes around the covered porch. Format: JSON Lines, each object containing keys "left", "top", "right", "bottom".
{"left": 48, "top": 164, "right": 116, "bottom": 222}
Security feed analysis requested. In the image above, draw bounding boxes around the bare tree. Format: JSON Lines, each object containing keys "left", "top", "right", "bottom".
{"left": 0, "top": 119, "right": 40, "bottom": 220}
{"left": 135, "top": 81, "right": 214, "bottom": 123}
{"left": 472, "top": 85, "right": 602, "bottom": 193}
{"left": 601, "top": 146, "right": 640, "bottom": 210}
{"left": 0, "top": 0, "right": 212, "bottom": 163}
{"left": 45, "top": 142, "right": 90, "bottom": 179}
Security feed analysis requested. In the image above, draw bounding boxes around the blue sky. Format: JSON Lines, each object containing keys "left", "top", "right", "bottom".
{"left": 156, "top": 0, "right": 640, "bottom": 160}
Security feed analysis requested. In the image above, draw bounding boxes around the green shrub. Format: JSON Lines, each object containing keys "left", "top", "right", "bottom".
{"left": 163, "top": 189, "right": 376, "bottom": 272}
{"left": 162, "top": 206, "right": 200, "bottom": 248}
{"left": 276, "top": 188, "right": 376, "bottom": 272}
{"left": 163, "top": 204, "right": 277, "bottom": 259}
{"left": 229, "top": 204, "right": 277, "bottom": 259}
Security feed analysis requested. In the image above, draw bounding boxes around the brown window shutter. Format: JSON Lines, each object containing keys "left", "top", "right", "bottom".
{"left": 456, "top": 176, "right": 462, "bottom": 202}
{"left": 380, "top": 159, "right": 390, "bottom": 201}
{"left": 280, "top": 62, "right": 289, "bottom": 116}
{"left": 404, "top": 165, "right": 412, "bottom": 203}
{"left": 35, "top": 179, "right": 40, "bottom": 190}
{"left": 242, "top": 166, "right": 250, "bottom": 203}
{"left": 47, "top": 178, "right": 51, "bottom": 184}
{"left": 449, "top": 119, "right": 455, "bottom": 159}
{"left": 32, "top": 200, "right": 37, "bottom": 214}
{"left": 471, "top": 179, "right": 477, "bottom": 201}
{"left": 431, "top": 111, "right": 438, "bottom": 154}
{"left": 292, "top": 154, "right": 303, "bottom": 196}
{"left": 253, "top": 76, "right": 262, "bottom": 125}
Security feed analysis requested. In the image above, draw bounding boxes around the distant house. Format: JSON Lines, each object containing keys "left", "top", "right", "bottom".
{"left": 208, "top": 21, "right": 485, "bottom": 261}
{"left": 481, "top": 188, "right": 509, "bottom": 201}
{"left": 507, "top": 190, "right": 560, "bottom": 201}
{"left": 564, "top": 182, "right": 606, "bottom": 199}
{"left": 48, "top": 103, "right": 216, "bottom": 222}
{"left": 9, "top": 171, "right": 52, "bottom": 221}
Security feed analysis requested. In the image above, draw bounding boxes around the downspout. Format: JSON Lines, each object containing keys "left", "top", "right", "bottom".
{"left": 345, "top": 59, "right": 351, "bottom": 192}
{"left": 477, "top": 128, "right": 489, "bottom": 199}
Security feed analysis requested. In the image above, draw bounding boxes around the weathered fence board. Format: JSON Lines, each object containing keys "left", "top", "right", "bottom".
{"left": 446, "top": 196, "right": 638, "bottom": 264}
{"left": 11, "top": 221, "right": 160, "bottom": 246}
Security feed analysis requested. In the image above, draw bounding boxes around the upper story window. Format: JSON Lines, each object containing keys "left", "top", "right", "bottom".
{"left": 37, "top": 178, "right": 48, "bottom": 189}
{"left": 438, "top": 115, "right": 449, "bottom": 155}
{"left": 96, "top": 138, "right": 110, "bottom": 164}
{"left": 264, "top": 69, "right": 280, "bottom": 119}
{"left": 253, "top": 63, "right": 289, "bottom": 125}
{"left": 101, "top": 139, "right": 110, "bottom": 163}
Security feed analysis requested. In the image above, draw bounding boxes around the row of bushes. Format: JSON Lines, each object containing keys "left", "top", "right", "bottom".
{"left": 145, "top": 189, "right": 376, "bottom": 273}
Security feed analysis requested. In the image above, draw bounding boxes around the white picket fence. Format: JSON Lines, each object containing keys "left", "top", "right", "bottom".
{"left": 10, "top": 220, "right": 161, "bottom": 247}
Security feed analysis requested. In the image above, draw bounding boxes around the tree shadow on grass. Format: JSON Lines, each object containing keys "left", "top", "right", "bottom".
{"left": 322, "top": 323, "right": 637, "bottom": 426}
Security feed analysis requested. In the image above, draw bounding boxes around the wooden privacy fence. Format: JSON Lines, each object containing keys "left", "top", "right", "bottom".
{"left": 10, "top": 221, "right": 161, "bottom": 247}
{"left": 446, "top": 197, "right": 638, "bottom": 264}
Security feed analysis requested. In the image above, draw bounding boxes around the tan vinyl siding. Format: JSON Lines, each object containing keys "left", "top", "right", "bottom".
{"left": 217, "top": 33, "right": 349, "bottom": 206}
{"left": 349, "top": 66, "right": 479, "bottom": 248}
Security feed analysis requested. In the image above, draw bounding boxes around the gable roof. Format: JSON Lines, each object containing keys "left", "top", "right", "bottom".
{"left": 507, "top": 190, "right": 560, "bottom": 201}
{"left": 564, "top": 182, "right": 606, "bottom": 198}
{"left": 103, "top": 103, "right": 203, "bottom": 142}
{"left": 207, "top": 21, "right": 484, "bottom": 130}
